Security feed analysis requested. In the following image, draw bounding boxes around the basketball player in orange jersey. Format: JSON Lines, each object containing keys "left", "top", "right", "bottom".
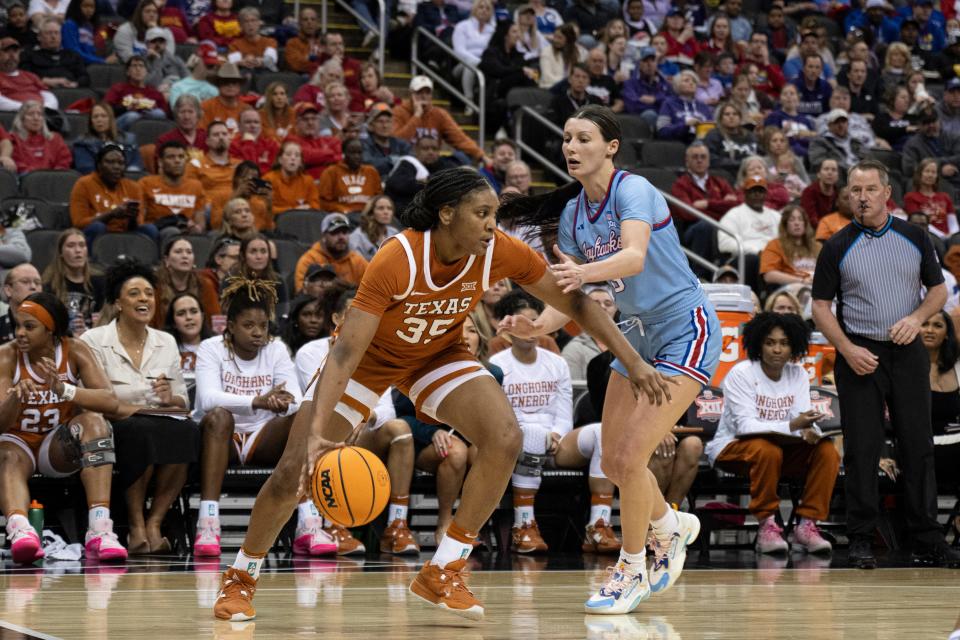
{"left": 214, "top": 167, "right": 662, "bottom": 622}
{"left": 0, "top": 292, "right": 126, "bottom": 564}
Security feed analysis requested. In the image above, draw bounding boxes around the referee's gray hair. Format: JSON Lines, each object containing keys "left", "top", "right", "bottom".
{"left": 848, "top": 159, "right": 889, "bottom": 186}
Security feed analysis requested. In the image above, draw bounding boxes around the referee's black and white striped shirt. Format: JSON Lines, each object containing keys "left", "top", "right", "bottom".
{"left": 812, "top": 216, "right": 944, "bottom": 342}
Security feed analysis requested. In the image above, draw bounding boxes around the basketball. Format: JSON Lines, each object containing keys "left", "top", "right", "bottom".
{"left": 311, "top": 446, "right": 391, "bottom": 527}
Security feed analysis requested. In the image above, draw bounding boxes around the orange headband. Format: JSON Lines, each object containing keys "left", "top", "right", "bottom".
{"left": 18, "top": 301, "right": 55, "bottom": 332}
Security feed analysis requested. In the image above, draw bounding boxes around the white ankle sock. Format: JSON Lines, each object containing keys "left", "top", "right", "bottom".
{"left": 431, "top": 533, "right": 473, "bottom": 567}
{"left": 199, "top": 500, "right": 219, "bottom": 520}
{"left": 7, "top": 513, "right": 29, "bottom": 534}
{"left": 233, "top": 550, "right": 264, "bottom": 580}
{"left": 388, "top": 503, "right": 408, "bottom": 523}
{"left": 617, "top": 548, "right": 645, "bottom": 575}
{"left": 298, "top": 500, "right": 319, "bottom": 526}
{"left": 321, "top": 516, "right": 334, "bottom": 528}
{"left": 589, "top": 503, "right": 611, "bottom": 525}
{"left": 88, "top": 505, "right": 110, "bottom": 530}
{"left": 650, "top": 504, "right": 678, "bottom": 534}
{"left": 514, "top": 505, "right": 534, "bottom": 528}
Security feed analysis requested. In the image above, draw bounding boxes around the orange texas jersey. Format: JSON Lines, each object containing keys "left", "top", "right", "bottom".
{"left": 12, "top": 341, "right": 78, "bottom": 447}
{"left": 351, "top": 228, "right": 547, "bottom": 365}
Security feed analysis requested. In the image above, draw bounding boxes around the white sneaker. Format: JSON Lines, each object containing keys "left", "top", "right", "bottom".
{"left": 648, "top": 510, "right": 700, "bottom": 594}
{"left": 583, "top": 560, "right": 650, "bottom": 614}
{"left": 84, "top": 518, "right": 128, "bottom": 561}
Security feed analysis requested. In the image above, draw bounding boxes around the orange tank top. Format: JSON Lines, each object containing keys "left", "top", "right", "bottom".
{"left": 12, "top": 342, "right": 78, "bottom": 443}
{"left": 351, "top": 228, "right": 547, "bottom": 367}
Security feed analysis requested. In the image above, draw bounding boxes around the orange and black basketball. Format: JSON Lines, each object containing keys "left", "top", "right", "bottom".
{"left": 311, "top": 446, "right": 391, "bottom": 527}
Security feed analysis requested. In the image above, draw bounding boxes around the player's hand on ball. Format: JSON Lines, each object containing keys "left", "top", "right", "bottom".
{"left": 299, "top": 431, "right": 347, "bottom": 498}
{"left": 550, "top": 245, "right": 587, "bottom": 294}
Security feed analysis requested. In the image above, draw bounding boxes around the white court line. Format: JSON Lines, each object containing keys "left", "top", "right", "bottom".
{"left": 0, "top": 619, "right": 64, "bottom": 640}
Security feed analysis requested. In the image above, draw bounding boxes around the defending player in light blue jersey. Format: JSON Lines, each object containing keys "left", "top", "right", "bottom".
{"left": 498, "top": 105, "right": 722, "bottom": 614}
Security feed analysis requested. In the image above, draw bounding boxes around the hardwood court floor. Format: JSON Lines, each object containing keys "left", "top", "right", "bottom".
{"left": 0, "top": 555, "right": 957, "bottom": 639}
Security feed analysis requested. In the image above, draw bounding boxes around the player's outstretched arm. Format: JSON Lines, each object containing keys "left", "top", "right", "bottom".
{"left": 522, "top": 269, "right": 677, "bottom": 405}
{"left": 550, "top": 221, "right": 649, "bottom": 294}
{"left": 0, "top": 345, "right": 20, "bottom": 434}
{"left": 300, "top": 307, "right": 382, "bottom": 489}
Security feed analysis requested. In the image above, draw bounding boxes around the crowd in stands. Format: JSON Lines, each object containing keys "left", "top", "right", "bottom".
{"left": 0, "top": 0, "right": 958, "bottom": 567}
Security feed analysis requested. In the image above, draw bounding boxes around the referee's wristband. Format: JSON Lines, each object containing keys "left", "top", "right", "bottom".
{"left": 60, "top": 383, "right": 77, "bottom": 401}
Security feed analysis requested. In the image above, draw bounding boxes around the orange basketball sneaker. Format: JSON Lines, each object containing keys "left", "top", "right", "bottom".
{"left": 214, "top": 568, "right": 258, "bottom": 621}
{"left": 323, "top": 523, "right": 366, "bottom": 555}
{"left": 582, "top": 518, "right": 622, "bottom": 554}
{"left": 409, "top": 559, "right": 484, "bottom": 620}
{"left": 380, "top": 519, "right": 420, "bottom": 555}
{"left": 512, "top": 521, "right": 548, "bottom": 553}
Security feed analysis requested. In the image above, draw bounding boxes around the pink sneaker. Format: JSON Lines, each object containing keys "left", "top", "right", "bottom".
{"left": 194, "top": 516, "right": 222, "bottom": 557}
{"left": 755, "top": 517, "right": 789, "bottom": 554}
{"left": 9, "top": 526, "right": 43, "bottom": 565}
{"left": 293, "top": 517, "right": 337, "bottom": 556}
{"left": 791, "top": 519, "right": 832, "bottom": 554}
{"left": 85, "top": 518, "right": 128, "bottom": 561}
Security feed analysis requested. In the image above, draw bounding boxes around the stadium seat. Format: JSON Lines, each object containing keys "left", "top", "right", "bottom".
{"left": 175, "top": 43, "right": 198, "bottom": 61}
{"left": 0, "top": 112, "right": 13, "bottom": 130}
{"left": 253, "top": 72, "right": 307, "bottom": 98}
{"left": 0, "top": 169, "right": 17, "bottom": 201}
{"left": 683, "top": 385, "right": 724, "bottom": 439}
{"left": 92, "top": 233, "right": 160, "bottom": 267}
{"left": 616, "top": 113, "right": 653, "bottom": 141}
{"left": 572, "top": 390, "right": 597, "bottom": 427}
{"left": 272, "top": 238, "right": 307, "bottom": 283}
{"left": 184, "top": 234, "right": 213, "bottom": 267}
{"left": 2, "top": 197, "right": 67, "bottom": 230}
{"left": 21, "top": 170, "right": 82, "bottom": 208}
{"left": 506, "top": 87, "right": 554, "bottom": 113}
{"left": 131, "top": 118, "right": 177, "bottom": 146}
{"left": 640, "top": 141, "right": 687, "bottom": 170}
{"left": 26, "top": 229, "right": 62, "bottom": 274}
{"left": 64, "top": 113, "right": 89, "bottom": 141}
{"left": 639, "top": 167, "right": 679, "bottom": 194}
{"left": 87, "top": 64, "right": 126, "bottom": 92}
{"left": 866, "top": 149, "right": 901, "bottom": 174}
{"left": 125, "top": 169, "right": 147, "bottom": 182}
{"left": 275, "top": 209, "right": 326, "bottom": 243}
{"left": 53, "top": 87, "right": 99, "bottom": 111}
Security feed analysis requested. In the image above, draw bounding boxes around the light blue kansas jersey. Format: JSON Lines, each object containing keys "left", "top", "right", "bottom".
{"left": 557, "top": 170, "right": 704, "bottom": 322}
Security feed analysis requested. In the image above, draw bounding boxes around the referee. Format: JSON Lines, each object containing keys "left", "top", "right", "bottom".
{"left": 811, "top": 159, "right": 960, "bottom": 569}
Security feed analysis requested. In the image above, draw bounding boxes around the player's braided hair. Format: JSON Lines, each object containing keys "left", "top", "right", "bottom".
{"left": 220, "top": 274, "right": 279, "bottom": 357}
{"left": 498, "top": 104, "right": 622, "bottom": 259}
{"left": 399, "top": 166, "right": 492, "bottom": 231}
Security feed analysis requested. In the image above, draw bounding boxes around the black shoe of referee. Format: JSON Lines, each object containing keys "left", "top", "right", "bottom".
{"left": 911, "top": 539, "right": 960, "bottom": 568}
{"left": 848, "top": 537, "right": 877, "bottom": 569}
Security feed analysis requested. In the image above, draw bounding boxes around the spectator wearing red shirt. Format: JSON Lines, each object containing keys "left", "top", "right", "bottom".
{"left": 315, "top": 32, "right": 362, "bottom": 94}
{"left": 285, "top": 102, "right": 341, "bottom": 179}
{"left": 670, "top": 142, "right": 740, "bottom": 223}
{"left": 800, "top": 158, "right": 839, "bottom": 227}
{"left": 8, "top": 100, "right": 70, "bottom": 174}
{"left": 229, "top": 109, "right": 278, "bottom": 174}
{"left": 196, "top": 0, "right": 241, "bottom": 49}
{"left": 105, "top": 55, "right": 169, "bottom": 131}
{"left": 0, "top": 37, "right": 57, "bottom": 112}
{"left": 156, "top": 94, "right": 208, "bottom": 160}
{"left": 905, "top": 158, "right": 959, "bottom": 238}
{"left": 661, "top": 8, "right": 700, "bottom": 63}
{"left": 740, "top": 32, "right": 784, "bottom": 99}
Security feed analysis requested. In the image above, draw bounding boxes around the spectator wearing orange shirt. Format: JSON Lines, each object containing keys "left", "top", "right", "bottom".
{"left": 70, "top": 144, "right": 159, "bottom": 247}
{"left": 264, "top": 140, "right": 320, "bottom": 213}
{"left": 229, "top": 108, "right": 278, "bottom": 174}
{"left": 317, "top": 138, "right": 381, "bottom": 214}
{"left": 186, "top": 121, "right": 240, "bottom": 214}
{"left": 814, "top": 186, "right": 853, "bottom": 242}
{"left": 259, "top": 81, "right": 294, "bottom": 142}
{"left": 760, "top": 204, "right": 820, "bottom": 292}
{"left": 196, "top": 0, "right": 241, "bottom": 49}
{"left": 284, "top": 102, "right": 341, "bottom": 179}
{"left": 227, "top": 8, "right": 277, "bottom": 74}
{"left": 294, "top": 212, "right": 368, "bottom": 290}
{"left": 140, "top": 140, "right": 208, "bottom": 241}
{"left": 283, "top": 7, "right": 323, "bottom": 74}
{"left": 208, "top": 160, "right": 273, "bottom": 230}
{"left": 200, "top": 63, "right": 248, "bottom": 138}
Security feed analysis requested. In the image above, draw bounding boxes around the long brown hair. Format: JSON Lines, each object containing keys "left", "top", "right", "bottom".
{"left": 912, "top": 157, "right": 940, "bottom": 192}
{"left": 88, "top": 102, "right": 120, "bottom": 141}
{"left": 155, "top": 237, "right": 202, "bottom": 325}
{"left": 359, "top": 194, "right": 394, "bottom": 244}
{"left": 260, "top": 81, "right": 292, "bottom": 132}
{"left": 43, "top": 228, "right": 98, "bottom": 305}
{"left": 777, "top": 204, "right": 820, "bottom": 264}
{"left": 238, "top": 233, "right": 280, "bottom": 284}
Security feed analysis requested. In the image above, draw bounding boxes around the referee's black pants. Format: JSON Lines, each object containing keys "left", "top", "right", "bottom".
{"left": 834, "top": 334, "right": 941, "bottom": 544}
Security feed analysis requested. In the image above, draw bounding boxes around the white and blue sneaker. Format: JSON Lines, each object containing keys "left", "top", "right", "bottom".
{"left": 583, "top": 560, "right": 650, "bottom": 614}
{"left": 648, "top": 510, "right": 700, "bottom": 594}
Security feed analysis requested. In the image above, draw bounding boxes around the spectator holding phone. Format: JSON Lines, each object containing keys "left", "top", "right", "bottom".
{"left": 70, "top": 144, "right": 159, "bottom": 248}
{"left": 704, "top": 312, "right": 840, "bottom": 556}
